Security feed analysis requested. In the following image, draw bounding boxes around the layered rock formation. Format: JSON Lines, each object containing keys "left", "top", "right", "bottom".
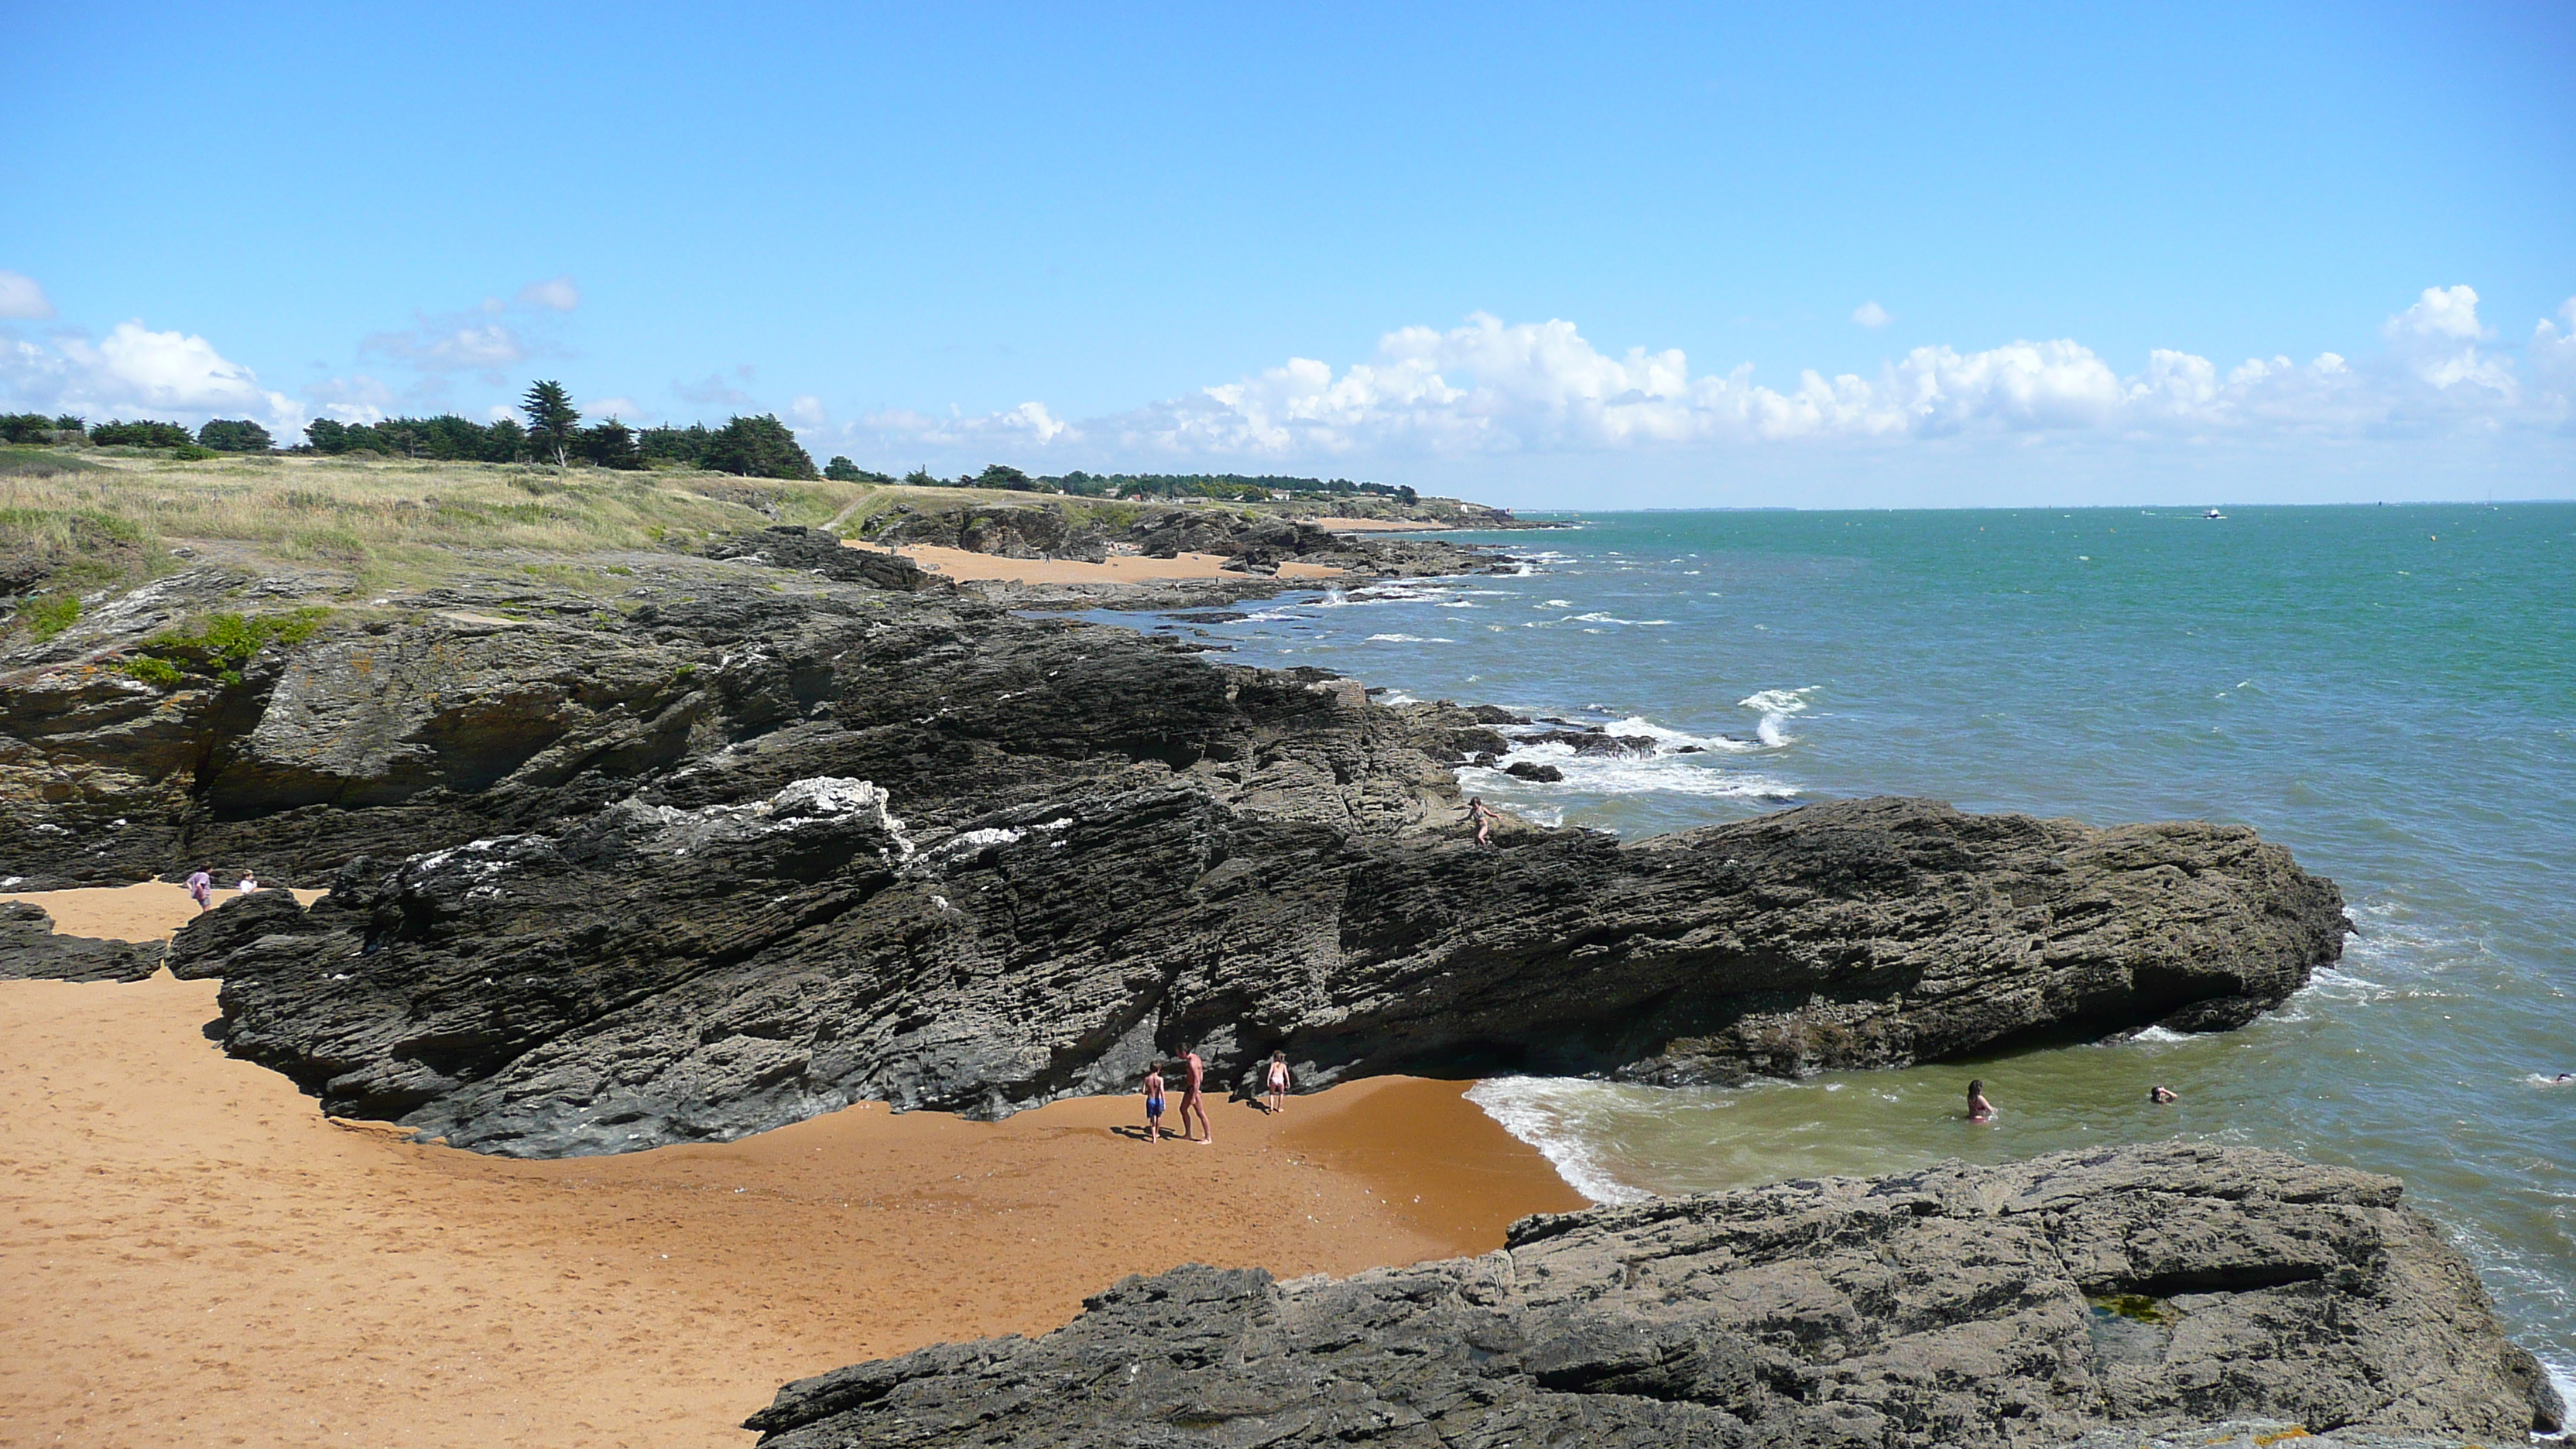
{"left": 12, "top": 529, "right": 2347, "bottom": 1157}
{"left": 0, "top": 899, "right": 162, "bottom": 981}
{"left": 744, "top": 1142, "right": 2565, "bottom": 1448}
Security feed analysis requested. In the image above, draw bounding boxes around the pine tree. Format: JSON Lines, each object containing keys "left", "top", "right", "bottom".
{"left": 520, "top": 380, "right": 581, "bottom": 468}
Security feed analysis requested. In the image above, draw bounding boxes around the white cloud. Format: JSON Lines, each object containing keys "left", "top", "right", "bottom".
{"left": 307, "top": 373, "right": 394, "bottom": 424}
{"left": 675, "top": 372, "right": 758, "bottom": 409}
{"left": 1852, "top": 301, "right": 1891, "bottom": 328}
{"left": 786, "top": 394, "right": 828, "bottom": 429}
{"left": 0, "top": 320, "right": 304, "bottom": 434}
{"left": 844, "top": 288, "right": 2575, "bottom": 467}
{"left": 0, "top": 271, "right": 54, "bottom": 320}
{"left": 516, "top": 276, "right": 581, "bottom": 312}
{"left": 585, "top": 395, "right": 643, "bottom": 420}
{"left": 361, "top": 320, "right": 527, "bottom": 373}
{"left": 2526, "top": 299, "right": 2576, "bottom": 406}
{"left": 858, "top": 400, "right": 1069, "bottom": 450}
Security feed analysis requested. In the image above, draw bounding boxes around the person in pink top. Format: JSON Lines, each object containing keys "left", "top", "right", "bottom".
{"left": 185, "top": 869, "right": 214, "bottom": 913}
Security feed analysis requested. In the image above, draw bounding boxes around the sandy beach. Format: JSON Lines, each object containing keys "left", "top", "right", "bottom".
{"left": 0, "top": 888, "right": 1582, "bottom": 1449}
{"left": 845, "top": 540, "right": 1346, "bottom": 585}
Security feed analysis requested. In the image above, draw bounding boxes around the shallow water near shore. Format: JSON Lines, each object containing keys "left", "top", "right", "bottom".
{"left": 1085, "top": 501, "right": 2576, "bottom": 1393}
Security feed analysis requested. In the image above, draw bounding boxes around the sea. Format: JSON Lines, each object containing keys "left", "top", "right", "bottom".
{"left": 1081, "top": 501, "right": 2576, "bottom": 1397}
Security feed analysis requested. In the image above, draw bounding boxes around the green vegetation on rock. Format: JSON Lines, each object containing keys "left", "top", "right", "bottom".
{"left": 19, "top": 594, "right": 81, "bottom": 639}
{"left": 142, "top": 608, "right": 333, "bottom": 685}
{"left": 116, "top": 655, "right": 183, "bottom": 687}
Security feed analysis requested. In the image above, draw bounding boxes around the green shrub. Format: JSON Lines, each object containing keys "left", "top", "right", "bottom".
{"left": 197, "top": 419, "right": 275, "bottom": 452}
{"left": 171, "top": 443, "right": 219, "bottom": 461}
{"left": 118, "top": 655, "right": 183, "bottom": 687}
{"left": 143, "top": 607, "right": 332, "bottom": 677}
{"left": 19, "top": 594, "right": 81, "bottom": 639}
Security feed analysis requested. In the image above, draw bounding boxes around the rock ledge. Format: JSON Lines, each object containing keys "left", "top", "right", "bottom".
{"left": 744, "top": 1142, "right": 2565, "bottom": 1448}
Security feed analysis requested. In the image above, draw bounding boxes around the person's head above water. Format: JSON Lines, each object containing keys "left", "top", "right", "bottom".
{"left": 2149, "top": 1084, "right": 2179, "bottom": 1102}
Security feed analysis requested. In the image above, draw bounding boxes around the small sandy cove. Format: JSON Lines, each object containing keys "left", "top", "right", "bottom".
{"left": 0, "top": 886, "right": 1581, "bottom": 1449}
{"left": 845, "top": 540, "right": 1345, "bottom": 586}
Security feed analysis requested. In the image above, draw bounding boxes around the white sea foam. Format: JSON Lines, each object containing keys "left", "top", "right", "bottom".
{"left": 1365, "top": 633, "right": 1452, "bottom": 644}
{"left": 1463, "top": 748, "right": 1800, "bottom": 801}
{"left": 1738, "top": 686, "right": 1819, "bottom": 747}
{"left": 1598, "top": 714, "right": 1757, "bottom": 754}
{"left": 2126, "top": 1026, "right": 2194, "bottom": 1045}
{"left": 1465, "top": 1077, "right": 1651, "bottom": 1205}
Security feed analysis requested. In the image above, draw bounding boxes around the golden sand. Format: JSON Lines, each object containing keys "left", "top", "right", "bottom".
{"left": 0, "top": 887, "right": 1582, "bottom": 1448}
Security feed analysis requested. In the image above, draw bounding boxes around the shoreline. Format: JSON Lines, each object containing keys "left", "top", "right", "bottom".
{"left": 0, "top": 886, "right": 1584, "bottom": 1448}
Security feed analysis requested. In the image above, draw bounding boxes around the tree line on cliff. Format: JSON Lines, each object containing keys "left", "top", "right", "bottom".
{"left": 5, "top": 381, "right": 828, "bottom": 481}
{"left": 7, "top": 385, "right": 1420, "bottom": 498}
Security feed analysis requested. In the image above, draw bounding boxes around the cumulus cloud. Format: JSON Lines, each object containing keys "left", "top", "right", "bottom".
{"left": 516, "top": 276, "right": 581, "bottom": 311}
{"left": 1852, "top": 301, "right": 1891, "bottom": 328}
{"left": 851, "top": 288, "right": 2574, "bottom": 464}
{"left": 306, "top": 373, "right": 396, "bottom": 424}
{"left": 585, "top": 395, "right": 643, "bottom": 420}
{"left": 361, "top": 320, "right": 528, "bottom": 373}
{"left": 2533, "top": 300, "right": 2576, "bottom": 405}
{"left": 857, "top": 400, "right": 1069, "bottom": 450}
{"left": 0, "top": 320, "right": 303, "bottom": 433}
{"left": 674, "top": 370, "right": 759, "bottom": 409}
{"left": 0, "top": 271, "right": 54, "bottom": 320}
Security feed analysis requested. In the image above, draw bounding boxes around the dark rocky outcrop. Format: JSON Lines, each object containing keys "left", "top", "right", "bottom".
{"left": 703, "top": 526, "right": 931, "bottom": 591}
{"left": 858, "top": 500, "right": 1516, "bottom": 580}
{"left": 12, "top": 548, "right": 2348, "bottom": 1158}
{"left": 163, "top": 788, "right": 2346, "bottom": 1156}
{"left": 743, "top": 1142, "right": 2564, "bottom": 1448}
{"left": 0, "top": 899, "right": 162, "bottom": 981}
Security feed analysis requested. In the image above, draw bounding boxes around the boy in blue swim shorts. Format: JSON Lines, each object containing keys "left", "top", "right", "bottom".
{"left": 1142, "top": 1064, "right": 1168, "bottom": 1142}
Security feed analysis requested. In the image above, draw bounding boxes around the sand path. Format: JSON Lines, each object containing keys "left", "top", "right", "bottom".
{"left": 1, "top": 889, "right": 1581, "bottom": 1448}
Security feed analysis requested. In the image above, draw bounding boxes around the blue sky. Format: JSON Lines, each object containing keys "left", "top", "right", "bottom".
{"left": 3, "top": 2, "right": 2571, "bottom": 506}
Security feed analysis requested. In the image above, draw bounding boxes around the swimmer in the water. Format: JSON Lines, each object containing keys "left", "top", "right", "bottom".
{"left": 2149, "top": 1084, "right": 2179, "bottom": 1104}
{"left": 1967, "top": 1079, "right": 1995, "bottom": 1122}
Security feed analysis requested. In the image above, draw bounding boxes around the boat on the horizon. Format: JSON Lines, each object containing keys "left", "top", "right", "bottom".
{"left": 2204, "top": 508, "right": 2227, "bottom": 519}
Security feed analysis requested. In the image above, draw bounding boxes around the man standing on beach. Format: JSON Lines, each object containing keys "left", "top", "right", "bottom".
{"left": 1179, "top": 1044, "right": 1211, "bottom": 1145}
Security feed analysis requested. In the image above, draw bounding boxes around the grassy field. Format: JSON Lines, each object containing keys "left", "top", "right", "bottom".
{"left": 0, "top": 448, "right": 873, "bottom": 610}
{"left": 0, "top": 446, "right": 1474, "bottom": 639}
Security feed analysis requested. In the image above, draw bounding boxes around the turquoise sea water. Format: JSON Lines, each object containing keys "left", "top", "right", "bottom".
{"left": 1098, "top": 502, "right": 2576, "bottom": 1392}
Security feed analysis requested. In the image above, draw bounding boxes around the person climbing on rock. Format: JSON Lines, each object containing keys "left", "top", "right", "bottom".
{"left": 1466, "top": 796, "right": 1499, "bottom": 848}
{"left": 1178, "top": 1044, "right": 1211, "bottom": 1145}
{"left": 1141, "top": 1064, "right": 1168, "bottom": 1142}
{"left": 186, "top": 868, "right": 213, "bottom": 913}
{"left": 1967, "top": 1079, "right": 1995, "bottom": 1122}
{"left": 1264, "top": 1052, "right": 1291, "bottom": 1114}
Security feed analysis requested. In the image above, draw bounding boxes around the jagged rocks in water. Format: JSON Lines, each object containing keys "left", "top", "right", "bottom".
{"left": 169, "top": 790, "right": 2348, "bottom": 1156}
{"left": 742, "top": 1142, "right": 2565, "bottom": 1449}
{"left": 1505, "top": 759, "right": 1565, "bottom": 782}
{"left": 0, "top": 900, "right": 163, "bottom": 981}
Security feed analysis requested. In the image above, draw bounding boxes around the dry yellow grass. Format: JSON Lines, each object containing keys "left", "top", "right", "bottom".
{"left": 0, "top": 450, "right": 881, "bottom": 599}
